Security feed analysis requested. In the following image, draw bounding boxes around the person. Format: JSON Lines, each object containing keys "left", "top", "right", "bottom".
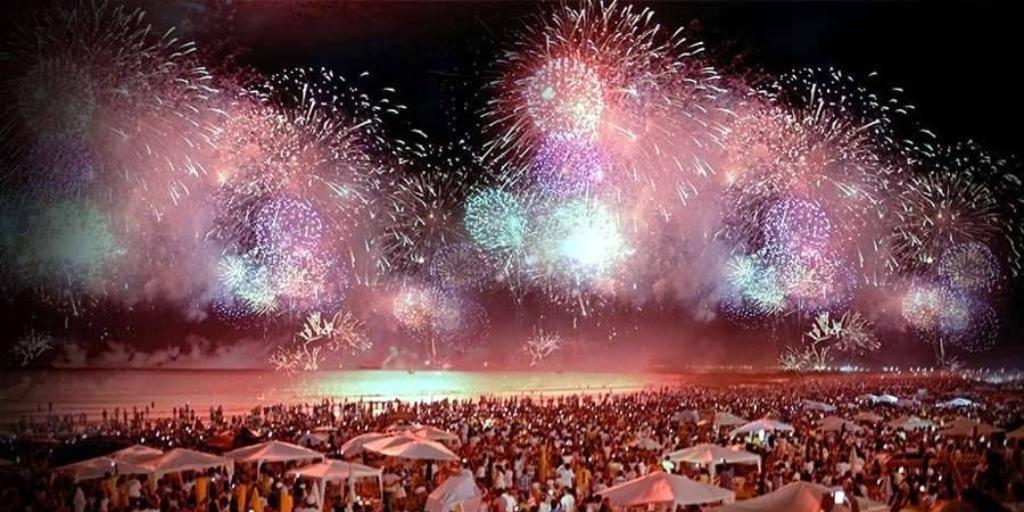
{"left": 559, "top": 488, "right": 576, "bottom": 512}
{"left": 74, "top": 484, "right": 86, "bottom": 512}
{"left": 500, "top": 488, "right": 517, "bottom": 512}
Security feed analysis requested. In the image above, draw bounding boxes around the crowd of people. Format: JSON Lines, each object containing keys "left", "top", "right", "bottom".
{"left": 1, "top": 374, "right": 1022, "bottom": 512}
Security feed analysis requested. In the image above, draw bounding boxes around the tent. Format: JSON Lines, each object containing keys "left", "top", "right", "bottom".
{"left": 853, "top": 411, "right": 884, "bottom": 424}
{"left": 710, "top": 412, "right": 747, "bottom": 428}
{"left": 864, "top": 394, "right": 898, "bottom": 405}
{"left": 940, "top": 398, "right": 977, "bottom": 408}
{"left": 1007, "top": 425, "right": 1024, "bottom": 440}
{"left": 887, "top": 416, "right": 935, "bottom": 431}
{"left": 598, "top": 472, "right": 735, "bottom": 508}
{"left": 55, "top": 456, "right": 150, "bottom": 483}
{"left": 712, "top": 481, "right": 886, "bottom": 512}
{"left": 409, "top": 426, "right": 459, "bottom": 443}
{"left": 629, "top": 437, "right": 664, "bottom": 451}
{"left": 728, "top": 418, "right": 794, "bottom": 438}
{"left": 110, "top": 445, "right": 163, "bottom": 463}
{"left": 671, "top": 410, "right": 700, "bottom": 423}
{"left": 801, "top": 400, "right": 836, "bottom": 412}
{"left": 224, "top": 441, "right": 324, "bottom": 473}
{"left": 937, "top": 418, "right": 1003, "bottom": 438}
{"left": 364, "top": 434, "right": 459, "bottom": 461}
{"left": 817, "top": 417, "right": 864, "bottom": 433}
{"left": 135, "top": 448, "right": 234, "bottom": 480}
{"left": 665, "top": 444, "right": 761, "bottom": 480}
{"left": 426, "top": 474, "right": 483, "bottom": 512}
{"left": 288, "top": 459, "right": 382, "bottom": 510}
{"left": 339, "top": 432, "right": 389, "bottom": 457}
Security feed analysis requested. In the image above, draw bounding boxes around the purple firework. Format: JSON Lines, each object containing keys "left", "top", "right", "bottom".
{"left": 764, "top": 197, "right": 833, "bottom": 258}
{"left": 532, "top": 134, "right": 607, "bottom": 197}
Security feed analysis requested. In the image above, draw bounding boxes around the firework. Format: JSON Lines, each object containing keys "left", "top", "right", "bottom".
{"left": 379, "top": 168, "right": 473, "bottom": 271}
{"left": 12, "top": 331, "right": 55, "bottom": 366}
{"left": 901, "top": 282, "right": 943, "bottom": 331}
{"left": 523, "top": 329, "right": 563, "bottom": 366}
{"left": 20, "top": 200, "right": 122, "bottom": 286}
{"left": 536, "top": 198, "right": 628, "bottom": 280}
{"left": 427, "top": 243, "right": 495, "bottom": 290}
{"left": 391, "top": 281, "right": 486, "bottom": 359}
{"left": 464, "top": 187, "right": 532, "bottom": 254}
{"left": 254, "top": 197, "right": 325, "bottom": 260}
{"left": 523, "top": 57, "right": 605, "bottom": 137}
{"left": 722, "top": 252, "right": 786, "bottom": 318}
{"left": 2, "top": 0, "right": 222, "bottom": 208}
{"left": 531, "top": 134, "right": 607, "bottom": 197}
{"left": 485, "top": 0, "right": 723, "bottom": 189}
{"left": 763, "top": 198, "right": 832, "bottom": 257}
{"left": 269, "top": 339, "right": 323, "bottom": 374}
{"left": 938, "top": 242, "right": 1000, "bottom": 293}
{"left": 936, "top": 288, "right": 998, "bottom": 353}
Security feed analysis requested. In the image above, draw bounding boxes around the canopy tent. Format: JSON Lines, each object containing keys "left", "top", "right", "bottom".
{"left": 712, "top": 481, "right": 886, "bottom": 512}
{"left": 628, "top": 437, "right": 664, "bottom": 451}
{"left": 887, "top": 416, "right": 936, "bottom": 431}
{"left": 135, "top": 448, "right": 233, "bottom": 480}
{"left": 817, "top": 417, "right": 864, "bottom": 433}
{"left": 709, "top": 412, "right": 747, "bottom": 428}
{"left": 665, "top": 444, "right": 760, "bottom": 480}
{"left": 409, "top": 426, "right": 459, "bottom": 443}
{"left": 939, "top": 398, "right": 977, "bottom": 408}
{"left": 853, "top": 411, "right": 884, "bottom": 423}
{"left": 670, "top": 410, "right": 700, "bottom": 423}
{"left": 288, "top": 459, "right": 382, "bottom": 510}
{"left": 895, "top": 399, "right": 919, "bottom": 409}
{"left": 801, "top": 400, "right": 836, "bottom": 412}
{"left": 1008, "top": 425, "right": 1024, "bottom": 440}
{"left": 864, "top": 394, "right": 898, "bottom": 405}
{"left": 339, "top": 432, "right": 389, "bottom": 457}
{"left": 55, "top": 456, "right": 150, "bottom": 483}
{"left": 224, "top": 440, "right": 324, "bottom": 473}
{"left": 598, "top": 472, "right": 735, "bottom": 508}
{"left": 110, "top": 445, "right": 163, "bottom": 463}
{"left": 426, "top": 474, "right": 483, "bottom": 512}
{"left": 937, "top": 418, "right": 1003, "bottom": 438}
{"left": 728, "top": 418, "right": 794, "bottom": 438}
{"left": 364, "top": 434, "right": 459, "bottom": 461}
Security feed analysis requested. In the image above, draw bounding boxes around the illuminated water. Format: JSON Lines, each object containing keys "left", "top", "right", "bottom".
{"left": 0, "top": 370, "right": 735, "bottom": 423}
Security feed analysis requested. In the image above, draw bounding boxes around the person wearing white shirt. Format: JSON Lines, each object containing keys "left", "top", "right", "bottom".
{"left": 500, "top": 490, "right": 517, "bottom": 512}
{"left": 538, "top": 494, "right": 552, "bottom": 512}
{"left": 556, "top": 465, "right": 574, "bottom": 490}
{"left": 73, "top": 486, "right": 86, "bottom": 512}
{"left": 559, "top": 488, "right": 576, "bottom": 512}
{"left": 127, "top": 477, "right": 142, "bottom": 500}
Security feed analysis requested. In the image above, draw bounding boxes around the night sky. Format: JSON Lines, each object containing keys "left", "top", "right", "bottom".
{"left": 2, "top": 1, "right": 1021, "bottom": 369}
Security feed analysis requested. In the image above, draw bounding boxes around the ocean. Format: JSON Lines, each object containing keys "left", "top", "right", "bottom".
{"left": 0, "top": 369, "right": 727, "bottom": 423}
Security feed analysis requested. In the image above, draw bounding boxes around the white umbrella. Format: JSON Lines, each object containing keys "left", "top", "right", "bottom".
{"left": 598, "top": 472, "right": 735, "bottom": 508}
{"left": 410, "top": 426, "right": 460, "bottom": 443}
{"left": 426, "top": 474, "right": 483, "bottom": 512}
{"left": 729, "top": 418, "right": 794, "bottom": 438}
{"left": 339, "top": 432, "right": 389, "bottom": 457}
{"left": 364, "top": 434, "right": 459, "bottom": 461}
{"left": 665, "top": 444, "right": 761, "bottom": 480}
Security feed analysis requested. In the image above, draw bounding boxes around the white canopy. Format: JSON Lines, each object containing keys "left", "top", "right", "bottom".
{"left": 665, "top": 444, "right": 760, "bottom": 479}
{"left": 938, "top": 418, "right": 1003, "bottom": 438}
{"left": 598, "top": 471, "right": 735, "bottom": 508}
{"left": 713, "top": 481, "right": 886, "bottom": 512}
{"left": 224, "top": 441, "right": 324, "bottom": 472}
{"left": 729, "top": 418, "right": 794, "bottom": 438}
{"left": 426, "top": 474, "right": 483, "bottom": 512}
{"left": 939, "top": 398, "right": 977, "bottom": 408}
{"left": 864, "top": 394, "right": 898, "bottom": 405}
{"left": 817, "top": 417, "right": 864, "bottom": 433}
{"left": 629, "top": 437, "right": 664, "bottom": 451}
{"left": 135, "top": 448, "right": 233, "bottom": 480}
{"left": 710, "top": 412, "right": 747, "bottom": 428}
{"left": 55, "top": 456, "right": 150, "bottom": 483}
{"left": 887, "top": 416, "right": 936, "bottom": 431}
{"left": 340, "top": 432, "right": 390, "bottom": 457}
{"left": 409, "top": 426, "right": 460, "bottom": 443}
{"left": 671, "top": 410, "right": 700, "bottom": 423}
{"left": 110, "top": 445, "right": 163, "bottom": 463}
{"left": 853, "top": 411, "right": 884, "bottom": 423}
{"left": 1008, "top": 425, "right": 1024, "bottom": 440}
{"left": 801, "top": 400, "right": 836, "bottom": 412}
{"left": 364, "top": 434, "right": 459, "bottom": 461}
{"left": 287, "top": 459, "right": 381, "bottom": 482}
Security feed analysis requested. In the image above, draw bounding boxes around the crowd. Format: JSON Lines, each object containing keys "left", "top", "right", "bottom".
{"left": 1, "top": 375, "right": 1023, "bottom": 512}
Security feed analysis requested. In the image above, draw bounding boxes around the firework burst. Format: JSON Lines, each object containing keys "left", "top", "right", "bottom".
{"left": 523, "top": 329, "right": 563, "bottom": 366}
{"left": 938, "top": 242, "right": 1000, "bottom": 293}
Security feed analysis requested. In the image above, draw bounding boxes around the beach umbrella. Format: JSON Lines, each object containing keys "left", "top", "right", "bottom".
{"left": 598, "top": 472, "right": 735, "bottom": 508}
{"left": 410, "top": 426, "right": 460, "bottom": 443}
{"left": 712, "top": 481, "right": 886, "bottom": 512}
